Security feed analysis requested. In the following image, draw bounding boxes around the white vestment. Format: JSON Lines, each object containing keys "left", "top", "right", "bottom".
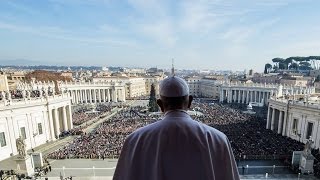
{"left": 114, "top": 110, "right": 240, "bottom": 180}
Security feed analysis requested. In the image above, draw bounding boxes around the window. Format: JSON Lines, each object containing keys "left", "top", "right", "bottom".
{"left": 306, "top": 122, "right": 313, "bottom": 139}
{"left": 20, "top": 127, "right": 27, "bottom": 140}
{"left": 0, "top": 132, "right": 6, "bottom": 147}
{"left": 38, "top": 123, "right": 43, "bottom": 135}
{"left": 292, "top": 119, "right": 298, "bottom": 135}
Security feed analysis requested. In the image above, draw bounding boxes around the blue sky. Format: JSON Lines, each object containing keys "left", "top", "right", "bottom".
{"left": 0, "top": 0, "right": 319, "bottom": 71}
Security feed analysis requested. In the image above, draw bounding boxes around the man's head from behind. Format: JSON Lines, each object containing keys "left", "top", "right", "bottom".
{"left": 157, "top": 76, "right": 193, "bottom": 112}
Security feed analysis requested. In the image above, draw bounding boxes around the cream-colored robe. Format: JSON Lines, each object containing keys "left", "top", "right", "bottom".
{"left": 114, "top": 110, "right": 240, "bottom": 180}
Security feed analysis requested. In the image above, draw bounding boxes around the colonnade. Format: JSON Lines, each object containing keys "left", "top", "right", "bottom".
{"left": 48, "top": 105, "right": 73, "bottom": 140}
{"left": 219, "top": 83, "right": 315, "bottom": 105}
{"left": 220, "top": 89, "right": 271, "bottom": 105}
{"left": 69, "top": 88, "right": 125, "bottom": 105}
{"left": 266, "top": 106, "right": 288, "bottom": 136}
{"left": 267, "top": 97, "right": 320, "bottom": 148}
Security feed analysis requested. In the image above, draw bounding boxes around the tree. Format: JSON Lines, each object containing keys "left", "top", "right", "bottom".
{"left": 289, "top": 62, "right": 299, "bottom": 70}
{"left": 272, "top": 58, "right": 285, "bottom": 70}
{"left": 148, "top": 83, "right": 159, "bottom": 112}
{"left": 264, "top": 63, "right": 272, "bottom": 74}
{"left": 284, "top": 58, "right": 294, "bottom": 69}
{"left": 315, "top": 75, "right": 320, "bottom": 82}
{"left": 279, "top": 62, "right": 287, "bottom": 70}
{"left": 299, "top": 61, "right": 312, "bottom": 70}
{"left": 308, "top": 56, "right": 320, "bottom": 70}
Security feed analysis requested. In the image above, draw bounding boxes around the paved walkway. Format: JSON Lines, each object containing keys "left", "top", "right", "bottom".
{"left": 42, "top": 159, "right": 319, "bottom": 180}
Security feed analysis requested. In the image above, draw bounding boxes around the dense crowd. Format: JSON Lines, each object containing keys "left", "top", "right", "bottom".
{"left": 47, "top": 106, "right": 152, "bottom": 159}
{"left": 191, "top": 101, "right": 304, "bottom": 160}
{"left": 72, "top": 104, "right": 112, "bottom": 126}
{"left": 47, "top": 100, "right": 320, "bottom": 176}
{"left": 312, "top": 149, "right": 320, "bottom": 177}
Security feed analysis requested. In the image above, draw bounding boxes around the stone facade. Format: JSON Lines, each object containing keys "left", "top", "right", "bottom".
{"left": 267, "top": 94, "right": 320, "bottom": 149}
{"left": 0, "top": 93, "right": 72, "bottom": 161}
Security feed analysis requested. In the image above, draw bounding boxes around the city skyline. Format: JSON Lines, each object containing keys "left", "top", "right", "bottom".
{"left": 0, "top": 0, "right": 320, "bottom": 72}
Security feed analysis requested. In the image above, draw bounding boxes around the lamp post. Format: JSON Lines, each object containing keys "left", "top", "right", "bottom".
{"left": 272, "top": 165, "right": 275, "bottom": 174}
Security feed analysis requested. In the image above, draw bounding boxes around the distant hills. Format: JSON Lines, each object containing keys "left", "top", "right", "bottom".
{"left": 0, "top": 59, "right": 43, "bottom": 66}
{"left": 0, "top": 59, "right": 102, "bottom": 71}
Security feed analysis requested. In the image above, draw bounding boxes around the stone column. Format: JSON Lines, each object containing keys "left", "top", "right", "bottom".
{"left": 246, "top": 90, "right": 249, "bottom": 104}
{"left": 89, "top": 89, "right": 92, "bottom": 103}
{"left": 80, "top": 90, "right": 83, "bottom": 104}
{"left": 271, "top": 108, "right": 276, "bottom": 131}
{"left": 282, "top": 111, "right": 287, "bottom": 136}
{"left": 70, "top": 91, "right": 74, "bottom": 104}
{"left": 254, "top": 91, "right": 257, "bottom": 102}
{"left": 67, "top": 105, "right": 73, "bottom": 130}
{"left": 226, "top": 90, "right": 229, "bottom": 103}
{"left": 113, "top": 88, "right": 118, "bottom": 102}
{"left": 232, "top": 90, "right": 235, "bottom": 102}
{"left": 220, "top": 89, "right": 223, "bottom": 103}
{"left": 47, "top": 108, "right": 56, "bottom": 141}
{"left": 74, "top": 90, "right": 78, "bottom": 104}
{"left": 53, "top": 108, "right": 60, "bottom": 138}
{"left": 238, "top": 90, "right": 241, "bottom": 103}
{"left": 241, "top": 90, "right": 244, "bottom": 103}
{"left": 84, "top": 89, "right": 88, "bottom": 103}
{"left": 262, "top": 91, "right": 265, "bottom": 105}
{"left": 82, "top": 90, "right": 85, "bottom": 103}
{"left": 62, "top": 106, "right": 68, "bottom": 131}
{"left": 103, "top": 89, "right": 106, "bottom": 102}
{"left": 278, "top": 111, "right": 283, "bottom": 134}
{"left": 72, "top": 90, "right": 76, "bottom": 104}
{"left": 77, "top": 90, "right": 81, "bottom": 103}
{"left": 266, "top": 106, "right": 271, "bottom": 129}
{"left": 107, "top": 89, "right": 111, "bottom": 102}
{"left": 76, "top": 90, "right": 80, "bottom": 103}
{"left": 98, "top": 89, "right": 101, "bottom": 103}
{"left": 121, "top": 88, "right": 125, "bottom": 102}
{"left": 93, "top": 89, "right": 97, "bottom": 103}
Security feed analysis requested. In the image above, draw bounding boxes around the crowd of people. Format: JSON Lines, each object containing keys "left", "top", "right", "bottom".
{"left": 191, "top": 101, "right": 304, "bottom": 160}
{"left": 47, "top": 106, "right": 152, "bottom": 159}
{"left": 47, "top": 100, "right": 320, "bottom": 176}
{"left": 72, "top": 104, "right": 112, "bottom": 126}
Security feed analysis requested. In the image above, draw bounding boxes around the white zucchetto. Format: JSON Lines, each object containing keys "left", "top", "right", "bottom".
{"left": 159, "top": 76, "right": 189, "bottom": 97}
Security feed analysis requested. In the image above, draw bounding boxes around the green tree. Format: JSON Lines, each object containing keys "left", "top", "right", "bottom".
{"left": 307, "top": 56, "right": 320, "bottom": 70}
{"left": 279, "top": 62, "right": 287, "bottom": 70}
{"left": 272, "top": 58, "right": 285, "bottom": 70}
{"left": 315, "top": 75, "right": 320, "bottom": 82}
{"left": 289, "top": 62, "right": 299, "bottom": 70}
{"left": 148, "top": 83, "right": 159, "bottom": 112}
{"left": 264, "top": 63, "right": 272, "bottom": 74}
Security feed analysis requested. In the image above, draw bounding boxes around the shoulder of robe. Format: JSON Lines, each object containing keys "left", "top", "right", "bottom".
{"left": 198, "top": 121, "right": 228, "bottom": 141}
{"left": 125, "top": 120, "right": 163, "bottom": 141}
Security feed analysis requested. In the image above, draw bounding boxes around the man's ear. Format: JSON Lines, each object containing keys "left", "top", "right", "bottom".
{"left": 188, "top": 95, "right": 193, "bottom": 109}
{"left": 157, "top": 99, "right": 164, "bottom": 112}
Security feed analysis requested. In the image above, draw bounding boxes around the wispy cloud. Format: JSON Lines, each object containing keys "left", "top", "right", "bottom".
{"left": 139, "top": 21, "right": 177, "bottom": 47}
{"left": 221, "top": 18, "right": 280, "bottom": 43}
{"left": 0, "top": 21, "right": 136, "bottom": 47}
{"left": 178, "top": 0, "right": 225, "bottom": 33}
